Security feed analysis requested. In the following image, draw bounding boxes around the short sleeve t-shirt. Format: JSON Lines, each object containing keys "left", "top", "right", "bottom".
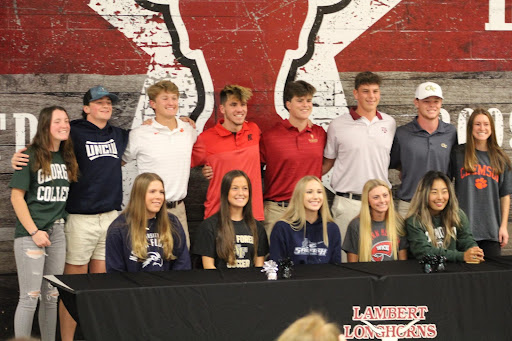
{"left": 342, "top": 217, "right": 407, "bottom": 262}
{"left": 9, "top": 149, "right": 70, "bottom": 238}
{"left": 451, "top": 144, "right": 512, "bottom": 241}
{"left": 192, "top": 214, "right": 269, "bottom": 268}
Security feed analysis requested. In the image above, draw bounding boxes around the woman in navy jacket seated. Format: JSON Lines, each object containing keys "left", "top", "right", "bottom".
{"left": 106, "top": 172, "right": 190, "bottom": 272}
{"left": 269, "top": 175, "right": 341, "bottom": 264}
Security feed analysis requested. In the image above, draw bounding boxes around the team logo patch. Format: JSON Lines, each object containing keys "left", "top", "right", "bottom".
{"left": 142, "top": 251, "right": 163, "bottom": 268}
{"left": 309, "top": 134, "right": 318, "bottom": 143}
{"left": 425, "top": 85, "right": 437, "bottom": 92}
{"left": 85, "top": 139, "right": 119, "bottom": 160}
{"left": 381, "top": 127, "right": 388, "bottom": 133}
{"left": 294, "top": 238, "right": 328, "bottom": 257}
{"left": 475, "top": 177, "right": 487, "bottom": 189}
{"left": 441, "top": 143, "right": 447, "bottom": 148}
{"left": 371, "top": 241, "right": 393, "bottom": 262}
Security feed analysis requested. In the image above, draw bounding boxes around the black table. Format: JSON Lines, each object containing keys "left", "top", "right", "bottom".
{"left": 46, "top": 257, "right": 512, "bottom": 341}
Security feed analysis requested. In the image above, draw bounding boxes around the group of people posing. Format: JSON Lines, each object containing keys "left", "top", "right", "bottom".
{"left": 9, "top": 71, "right": 512, "bottom": 340}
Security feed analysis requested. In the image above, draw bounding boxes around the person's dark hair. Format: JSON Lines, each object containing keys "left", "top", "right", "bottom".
{"left": 215, "top": 170, "right": 259, "bottom": 266}
{"left": 219, "top": 85, "right": 252, "bottom": 105}
{"left": 464, "top": 108, "right": 512, "bottom": 174}
{"left": 354, "top": 71, "right": 382, "bottom": 90}
{"left": 31, "top": 106, "right": 78, "bottom": 182}
{"left": 408, "top": 171, "right": 460, "bottom": 247}
{"left": 284, "top": 80, "right": 316, "bottom": 104}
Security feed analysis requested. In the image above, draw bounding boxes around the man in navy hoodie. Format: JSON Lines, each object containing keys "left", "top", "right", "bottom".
{"left": 11, "top": 86, "right": 129, "bottom": 340}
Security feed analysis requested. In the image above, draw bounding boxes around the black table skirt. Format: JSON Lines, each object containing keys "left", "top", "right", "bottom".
{"left": 47, "top": 258, "right": 512, "bottom": 341}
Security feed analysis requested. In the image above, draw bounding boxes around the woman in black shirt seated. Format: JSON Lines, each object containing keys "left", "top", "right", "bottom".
{"left": 193, "top": 170, "right": 268, "bottom": 269}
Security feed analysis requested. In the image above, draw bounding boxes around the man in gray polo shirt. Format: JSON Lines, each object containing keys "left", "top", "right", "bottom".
{"left": 390, "top": 82, "right": 457, "bottom": 217}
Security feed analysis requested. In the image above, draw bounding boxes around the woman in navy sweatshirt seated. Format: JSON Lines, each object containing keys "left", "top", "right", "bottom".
{"left": 269, "top": 176, "right": 341, "bottom": 264}
{"left": 106, "top": 172, "right": 190, "bottom": 272}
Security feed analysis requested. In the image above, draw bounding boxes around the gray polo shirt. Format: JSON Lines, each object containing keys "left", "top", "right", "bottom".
{"left": 390, "top": 117, "right": 457, "bottom": 201}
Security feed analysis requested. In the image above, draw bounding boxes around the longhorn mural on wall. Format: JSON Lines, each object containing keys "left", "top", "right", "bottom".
{"left": 86, "top": 0, "right": 404, "bottom": 199}
{"left": 88, "top": 0, "right": 403, "bottom": 132}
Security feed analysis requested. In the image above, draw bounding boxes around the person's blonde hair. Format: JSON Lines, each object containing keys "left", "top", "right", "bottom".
{"left": 124, "top": 173, "right": 179, "bottom": 261}
{"left": 358, "top": 179, "right": 404, "bottom": 262}
{"left": 407, "top": 171, "right": 460, "bottom": 248}
{"left": 147, "top": 80, "right": 179, "bottom": 101}
{"left": 277, "top": 312, "right": 341, "bottom": 341}
{"left": 280, "top": 176, "right": 333, "bottom": 246}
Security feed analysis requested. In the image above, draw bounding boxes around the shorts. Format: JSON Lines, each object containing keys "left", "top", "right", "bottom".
{"left": 64, "top": 210, "right": 118, "bottom": 265}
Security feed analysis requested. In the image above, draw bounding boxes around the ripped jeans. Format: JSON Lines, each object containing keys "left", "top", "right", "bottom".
{"left": 14, "top": 221, "right": 66, "bottom": 341}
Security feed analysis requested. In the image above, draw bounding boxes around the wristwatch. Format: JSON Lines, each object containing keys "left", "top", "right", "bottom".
{"left": 30, "top": 230, "right": 39, "bottom": 236}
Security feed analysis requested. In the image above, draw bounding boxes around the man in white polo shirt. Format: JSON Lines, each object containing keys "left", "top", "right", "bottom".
{"left": 123, "top": 80, "right": 197, "bottom": 247}
{"left": 323, "top": 71, "right": 396, "bottom": 261}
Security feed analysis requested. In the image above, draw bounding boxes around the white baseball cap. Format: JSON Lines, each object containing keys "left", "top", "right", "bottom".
{"left": 415, "top": 82, "right": 443, "bottom": 100}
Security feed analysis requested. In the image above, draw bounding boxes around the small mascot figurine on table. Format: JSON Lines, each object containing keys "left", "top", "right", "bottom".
{"left": 420, "top": 255, "right": 447, "bottom": 273}
{"left": 278, "top": 258, "right": 294, "bottom": 279}
{"left": 261, "top": 260, "right": 278, "bottom": 280}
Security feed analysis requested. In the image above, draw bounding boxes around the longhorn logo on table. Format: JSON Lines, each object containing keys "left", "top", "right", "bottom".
{"left": 343, "top": 306, "right": 437, "bottom": 340}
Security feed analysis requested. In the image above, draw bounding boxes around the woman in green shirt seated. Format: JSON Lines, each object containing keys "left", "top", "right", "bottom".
{"left": 406, "top": 171, "right": 484, "bottom": 263}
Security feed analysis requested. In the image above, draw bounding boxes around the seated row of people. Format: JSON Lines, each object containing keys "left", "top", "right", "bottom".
{"left": 344, "top": 171, "right": 484, "bottom": 263}
{"left": 104, "top": 168, "right": 486, "bottom": 273}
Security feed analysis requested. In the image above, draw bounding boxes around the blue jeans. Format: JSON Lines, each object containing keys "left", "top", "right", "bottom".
{"left": 14, "top": 221, "right": 66, "bottom": 341}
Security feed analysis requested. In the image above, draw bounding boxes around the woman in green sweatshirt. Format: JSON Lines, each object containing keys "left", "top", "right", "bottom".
{"left": 405, "top": 171, "right": 484, "bottom": 263}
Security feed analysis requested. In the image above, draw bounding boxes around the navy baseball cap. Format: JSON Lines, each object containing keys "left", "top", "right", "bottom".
{"left": 83, "top": 86, "right": 119, "bottom": 105}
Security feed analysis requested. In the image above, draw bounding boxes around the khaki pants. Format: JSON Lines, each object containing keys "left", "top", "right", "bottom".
{"left": 167, "top": 201, "right": 190, "bottom": 249}
{"left": 397, "top": 200, "right": 411, "bottom": 219}
{"left": 331, "top": 195, "right": 361, "bottom": 263}
{"left": 263, "top": 201, "right": 288, "bottom": 242}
